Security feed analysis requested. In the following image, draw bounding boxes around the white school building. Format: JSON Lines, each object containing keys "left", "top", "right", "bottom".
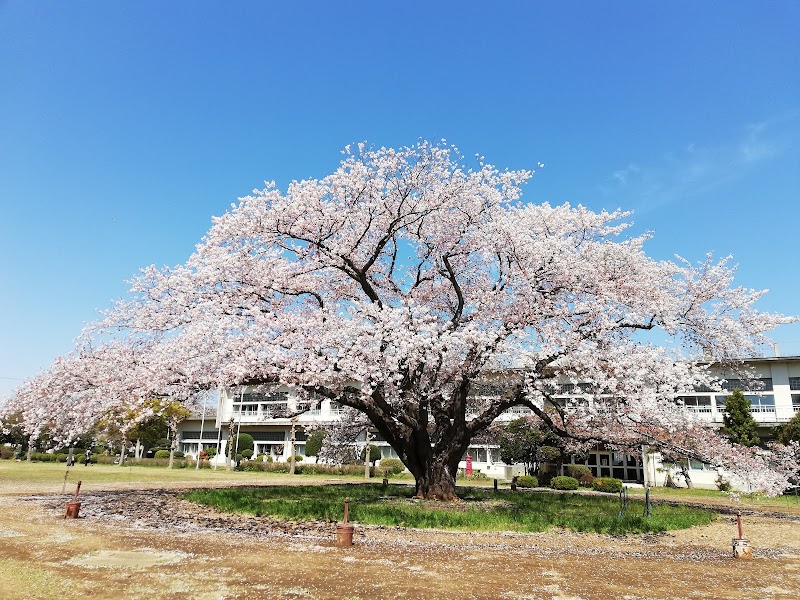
{"left": 176, "top": 356, "right": 800, "bottom": 490}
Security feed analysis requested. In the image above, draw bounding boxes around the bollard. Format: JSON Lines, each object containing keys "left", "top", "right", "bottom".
{"left": 732, "top": 510, "right": 752, "bottom": 559}
{"left": 65, "top": 480, "right": 82, "bottom": 518}
{"left": 510, "top": 483, "right": 517, "bottom": 492}
{"left": 336, "top": 497, "right": 354, "bottom": 547}
{"left": 493, "top": 479, "right": 498, "bottom": 492}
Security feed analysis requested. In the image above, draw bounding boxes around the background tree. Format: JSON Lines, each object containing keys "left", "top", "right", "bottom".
{"left": 496, "top": 418, "right": 567, "bottom": 476}
{"left": 304, "top": 429, "right": 326, "bottom": 459}
{"left": 0, "top": 411, "right": 26, "bottom": 448}
{"left": 721, "top": 389, "right": 761, "bottom": 447}
{"left": 360, "top": 443, "right": 382, "bottom": 466}
{"left": 145, "top": 398, "right": 192, "bottom": 468}
{"left": 497, "top": 418, "right": 544, "bottom": 475}
{"left": 3, "top": 142, "right": 794, "bottom": 499}
{"left": 776, "top": 412, "right": 800, "bottom": 446}
{"left": 127, "top": 416, "right": 169, "bottom": 458}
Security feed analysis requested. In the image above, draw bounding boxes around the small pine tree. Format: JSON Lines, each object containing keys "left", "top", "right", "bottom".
{"left": 721, "top": 389, "right": 760, "bottom": 447}
{"left": 232, "top": 433, "right": 254, "bottom": 454}
{"left": 360, "top": 444, "right": 382, "bottom": 465}
{"left": 304, "top": 429, "right": 326, "bottom": 457}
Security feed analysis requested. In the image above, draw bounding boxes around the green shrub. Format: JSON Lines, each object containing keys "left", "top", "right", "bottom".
{"left": 205, "top": 447, "right": 217, "bottom": 458}
{"left": 715, "top": 474, "right": 732, "bottom": 492}
{"left": 0, "top": 448, "right": 13, "bottom": 460}
{"left": 232, "top": 433, "right": 254, "bottom": 454}
{"left": 173, "top": 450, "right": 185, "bottom": 459}
{"left": 566, "top": 465, "right": 595, "bottom": 487}
{"left": 266, "top": 455, "right": 273, "bottom": 462}
{"left": 592, "top": 478, "right": 623, "bottom": 493}
{"left": 241, "top": 449, "right": 254, "bottom": 459}
{"left": 154, "top": 450, "right": 171, "bottom": 459}
{"left": 537, "top": 472, "right": 554, "bottom": 487}
{"left": 379, "top": 458, "right": 405, "bottom": 476}
{"left": 113, "top": 457, "right": 195, "bottom": 468}
{"left": 550, "top": 476, "right": 579, "bottom": 490}
{"left": 516, "top": 475, "right": 539, "bottom": 488}
{"left": 30, "top": 452, "right": 59, "bottom": 462}
{"left": 360, "top": 445, "right": 382, "bottom": 464}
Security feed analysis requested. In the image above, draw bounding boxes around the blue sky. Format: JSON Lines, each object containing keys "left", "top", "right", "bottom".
{"left": 1, "top": 1, "right": 799, "bottom": 399}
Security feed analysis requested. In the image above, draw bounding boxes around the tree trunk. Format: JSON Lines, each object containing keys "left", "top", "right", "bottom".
{"left": 413, "top": 457, "right": 458, "bottom": 501}
{"left": 289, "top": 418, "right": 296, "bottom": 475}
{"left": 168, "top": 434, "right": 176, "bottom": 469}
{"left": 119, "top": 435, "right": 127, "bottom": 465}
{"left": 364, "top": 431, "right": 371, "bottom": 480}
{"left": 680, "top": 463, "right": 694, "bottom": 489}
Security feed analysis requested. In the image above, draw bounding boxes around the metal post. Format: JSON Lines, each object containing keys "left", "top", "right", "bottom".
{"left": 72, "top": 481, "right": 82, "bottom": 503}
{"left": 737, "top": 510, "right": 743, "bottom": 539}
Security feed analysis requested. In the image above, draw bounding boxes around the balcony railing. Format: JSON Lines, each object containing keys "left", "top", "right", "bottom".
{"left": 685, "top": 405, "right": 712, "bottom": 413}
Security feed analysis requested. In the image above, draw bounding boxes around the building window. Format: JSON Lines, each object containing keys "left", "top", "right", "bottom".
{"left": 747, "top": 395, "right": 775, "bottom": 413}
{"left": 677, "top": 396, "right": 712, "bottom": 413}
{"left": 722, "top": 378, "right": 772, "bottom": 392}
{"left": 380, "top": 446, "right": 399, "bottom": 459}
{"left": 715, "top": 394, "right": 774, "bottom": 413}
{"left": 790, "top": 378, "right": 800, "bottom": 391}
{"left": 792, "top": 395, "right": 800, "bottom": 412}
{"left": 688, "top": 459, "right": 713, "bottom": 471}
{"left": 250, "top": 431, "right": 286, "bottom": 442}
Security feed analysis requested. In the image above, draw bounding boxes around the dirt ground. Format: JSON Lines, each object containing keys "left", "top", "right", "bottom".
{"left": 1, "top": 475, "right": 799, "bottom": 599}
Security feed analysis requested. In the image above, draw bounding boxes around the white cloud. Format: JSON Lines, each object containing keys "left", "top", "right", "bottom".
{"left": 600, "top": 113, "right": 797, "bottom": 214}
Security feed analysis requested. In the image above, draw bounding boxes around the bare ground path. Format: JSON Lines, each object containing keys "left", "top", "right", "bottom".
{"left": 1, "top": 464, "right": 799, "bottom": 599}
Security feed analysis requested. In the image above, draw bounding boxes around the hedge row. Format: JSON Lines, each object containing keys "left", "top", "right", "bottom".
{"left": 592, "top": 477, "right": 624, "bottom": 493}
{"left": 238, "top": 461, "right": 376, "bottom": 476}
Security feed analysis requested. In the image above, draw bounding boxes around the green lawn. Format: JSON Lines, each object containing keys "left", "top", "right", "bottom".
{"left": 627, "top": 485, "right": 800, "bottom": 515}
{"left": 0, "top": 460, "right": 365, "bottom": 495}
{"left": 184, "top": 483, "right": 715, "bottom": 534}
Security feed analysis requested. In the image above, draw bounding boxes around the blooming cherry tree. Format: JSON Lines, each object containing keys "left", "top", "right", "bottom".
{"left": 3, "top": 141, "right": 794, "bottom": 499}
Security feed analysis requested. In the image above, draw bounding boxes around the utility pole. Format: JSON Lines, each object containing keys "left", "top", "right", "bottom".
{"left": 196, "top": 397, "right": 207, "bottom": 470}
{"left": 226, "top": 417, "right": 234, "bottom": 471}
